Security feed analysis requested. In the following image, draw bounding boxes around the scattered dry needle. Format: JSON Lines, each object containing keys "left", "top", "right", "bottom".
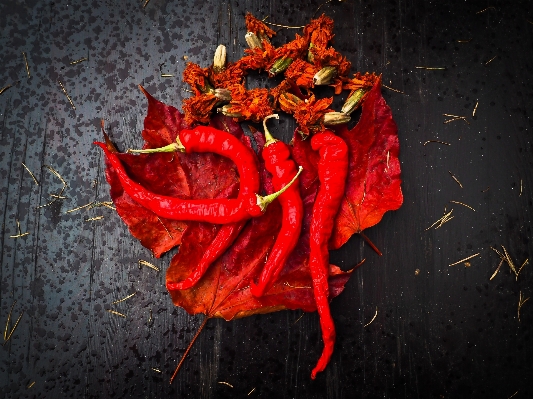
{"left": 426, "top": 208, "right": 454, "bottom": 230}
{"left": 449, "top": 253, "right": 480, "bottom": 267}
{"left": 139, "top": 260, "right": 160, "bottom": 272}
{"left": 363, "top": 307, "right": 378, "bottom": 327}
{"left": 518, "top": 292, "right": 530, "bottom": 322}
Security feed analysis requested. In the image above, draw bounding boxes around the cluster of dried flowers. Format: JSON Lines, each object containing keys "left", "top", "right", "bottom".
{"left": 182, "top": 13, "right": 378, "bottom": 136}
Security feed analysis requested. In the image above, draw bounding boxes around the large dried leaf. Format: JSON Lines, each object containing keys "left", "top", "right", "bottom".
{"left": 103, "top": 91, "right": 242, "bottom": 257}
{"left": 330, "top": 79, "right": 403, "bottom": 249}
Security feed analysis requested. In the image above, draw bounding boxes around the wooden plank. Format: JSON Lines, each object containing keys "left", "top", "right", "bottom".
{"left": 1, "top": 0, "right": 532, "bottom": 398}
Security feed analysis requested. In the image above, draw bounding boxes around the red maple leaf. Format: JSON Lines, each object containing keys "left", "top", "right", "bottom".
{"left": 166, "top": 128, "right": 351, "bottom": 320}
{"left": 102, "top": 89, "right": 351, "bottom": 313}
{"left": 289, "top": 79, "right": 403, "bottom": 251}
{"left": 332, "top": 79, "right": 403, "bottom": 248}
{"left": 103, "top": 89, "right": 242, "bottom": 258}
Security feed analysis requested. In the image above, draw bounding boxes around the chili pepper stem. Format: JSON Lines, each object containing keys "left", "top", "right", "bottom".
{"left": 262, "top": 114, "right": 279, "bottom": 145}
{"left": 127, "top": 139, "right": 185, "bottom": 154}
{"left": 256, "top": 166, "right": 302, "bottom": 211}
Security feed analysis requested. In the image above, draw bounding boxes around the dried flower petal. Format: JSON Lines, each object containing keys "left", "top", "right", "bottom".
{"left": 209, "top": 62, "right": 246, "bottom": 88}
{"left": 310, "top": 46, "right": 351, "bottom": 77}
{"left": 343, "top": 72, "right": 379, "bottom": 93}
{"left": 303, "top": 14, "right": 335, "bottom": 50}
{"left": 224, "top": 85, "right": 273, "bottom": 122}
{"left": 281, "top": 94, "right": 334, "bottom": 137}
{"left": 275, "top": 34, "right": 309, "bottom": 62}
{"left": 245, "top": 13, "right": 276, "bottom": 39}
{"left": 285, "top": 59, "right": 320, "bottom": 89}
{"left": 183, "top": 62, "right": 211, "bottom": 95}
{"left": 182, "top": 93, "right": 218, "bottom": 125}
{"left": 269, "top": 80, "right": 292, "bottom": 109}
{"left": 239, "top": 39, "right": 277, "bottom": 71}
{"left": 296, "top": 96, "right": 332, "bottom": 131}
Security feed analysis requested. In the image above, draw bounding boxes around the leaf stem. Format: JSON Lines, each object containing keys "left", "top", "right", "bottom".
{"left": 359, "top": 231, "right": 382, "bottom": 256}
{"left": 169, "top": 315, "right": 210, "bottom": 384}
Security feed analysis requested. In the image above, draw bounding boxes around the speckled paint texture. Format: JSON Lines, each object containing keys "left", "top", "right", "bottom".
{"left": 1, "top": 0, "right": 532, "bottom": 398}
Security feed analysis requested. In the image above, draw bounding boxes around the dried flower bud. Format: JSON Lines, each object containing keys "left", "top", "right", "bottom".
{"left": 341, "top": 88, "right": 369, "bottom": 114}
{"left": 323, "top": 112, "right": 350, "bottom": 125}
{"left": 200, "top": 80, "right": 215, "bottom": 95}
{"left": 307, "top": 43, "right": 315, "bottom": 63}
{"left": 258, "top": 33, "right": 271, "bottom": 46}
{"left": 218, "top": 105, "right": 242, "bottom": 118}
{"left": 269, "top": 57, "right": 293, "bottom": 76}
{"left": 213, "top": 45, "right": 227, "bottom": 73}
{"left": 313, "top": 66, "right": 337, "bottom": 85}
{"left": 245, "top": 32, "right": 262, "bottom": 49}
{"left": 278, "top": 92, "right": 303, "bottom": 113}
{"left": 214, "top": 88, "right": 232, "bottom": 102}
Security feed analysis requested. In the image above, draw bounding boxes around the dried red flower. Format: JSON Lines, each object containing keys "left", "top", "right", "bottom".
{"left": 280, "top": 93, "right": 333, "bottom": 136}
{"left": 285, "top": 58, "right": 320, "bottom": 89}
{"left": 269, "top": 79, "right": 292, "bottom": 109}
{"left": 309, "top": 46, "right": 352, "bottom": 94}
{"left": 225, "top": 84, "right": 273, "bottom": 122}
{"left": 209, "top": 62, "right": 246, "bottom": 88}
{"left": 245, "top": 13, "right": 276, "bottom": 39}
{"left": 182, "top": 93, "right": 218, "bottom": 125}
{"left": 303, "top": 14, "right": 335, "bottom": 49}
{"left": 274, "top": 34, "right": 309, "bottom": 64}
{"left": 294, "top": 95, "right": 333, "bottom": 136}
{"left": 238, "top": 39, "right": 278, "bottom": 71}
{"left": 343, "top": 72, "right": 379, "bottom": 96}
{"left": 183, "top": 62, "right": 211, "bottom": 96}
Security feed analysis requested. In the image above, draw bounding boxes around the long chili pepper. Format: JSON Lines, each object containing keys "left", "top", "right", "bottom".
{"left": 308, "top": 131, "right": 349, "bottom": 379}
{"left": 167, "top": 221, "right": 246, "bottom": 290}
{"left": 130, "top": 126, "right": 260, "bottom": 198}
{"left": 157, "top": 126, "right": 257, "bottom": 290}
{"left": 250, "top": 115, "right": 303, "bottom": 297}
{"left": 95, "top": 126, "right": 302, "bottom": 223}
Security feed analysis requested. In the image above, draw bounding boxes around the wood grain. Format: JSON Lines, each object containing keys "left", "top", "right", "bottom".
{"left": 1, "top": 0, "right": 532, "bottom": 398}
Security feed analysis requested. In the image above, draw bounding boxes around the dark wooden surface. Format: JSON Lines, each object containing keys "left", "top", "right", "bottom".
{"left": 1, "top": 0, "right": 532, "bottom": 398}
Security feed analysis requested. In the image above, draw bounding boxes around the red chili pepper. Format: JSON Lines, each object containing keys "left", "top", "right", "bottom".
{"left": 160, "top": 127, "right": 257, "bottom": 290}
{"left": 308, "top": 131, "right": 349, "bottom": 379}
{"left": 250, "top": 116, "right": 303, "bottom": 297}
{"left": 95, "top": 126, "right": 300, "bottom": 223}
{"left": 167, "top": 221, "right": 246, "bottom": 291}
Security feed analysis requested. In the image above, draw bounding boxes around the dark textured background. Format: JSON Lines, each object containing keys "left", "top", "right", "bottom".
{"left": 1, "top": 0, "right": 532, "bottom": 398}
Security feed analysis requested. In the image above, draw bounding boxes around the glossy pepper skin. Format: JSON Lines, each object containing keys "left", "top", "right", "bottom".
{"left": 250, "top": 137, "right": 303, "bottom": 297}
{"left": 95, "top": 126, "right": 263, "bottom": 224}
{"left": 164, "top": 126, "right": 258, "bottom": 290}
{"left": 308, "top": 131, "right": 349, "bottom": 379}
{"left": 179, "top": 127, "right": 260, "bottom": 199}
{"left": 166, "top": 218, "right": 247, "bottom": 291}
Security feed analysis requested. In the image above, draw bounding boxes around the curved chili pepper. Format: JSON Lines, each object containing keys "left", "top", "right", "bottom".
{"left": 95, "top": 126, "right": 301, "bottom": 223}
{"left": 160, "top": 127, "right": 256, "bottom": 290}
{"left": 130, "top": 126, "right": 260, "bottom": 199}
{"left": 166, "top": 221, "right": 246, "bottom": 291}
{"left": 250, "top": 115, "right": 303, "bottom": 297}
{"left": 308, "top": 131, "right": 349, "bottom": 379}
